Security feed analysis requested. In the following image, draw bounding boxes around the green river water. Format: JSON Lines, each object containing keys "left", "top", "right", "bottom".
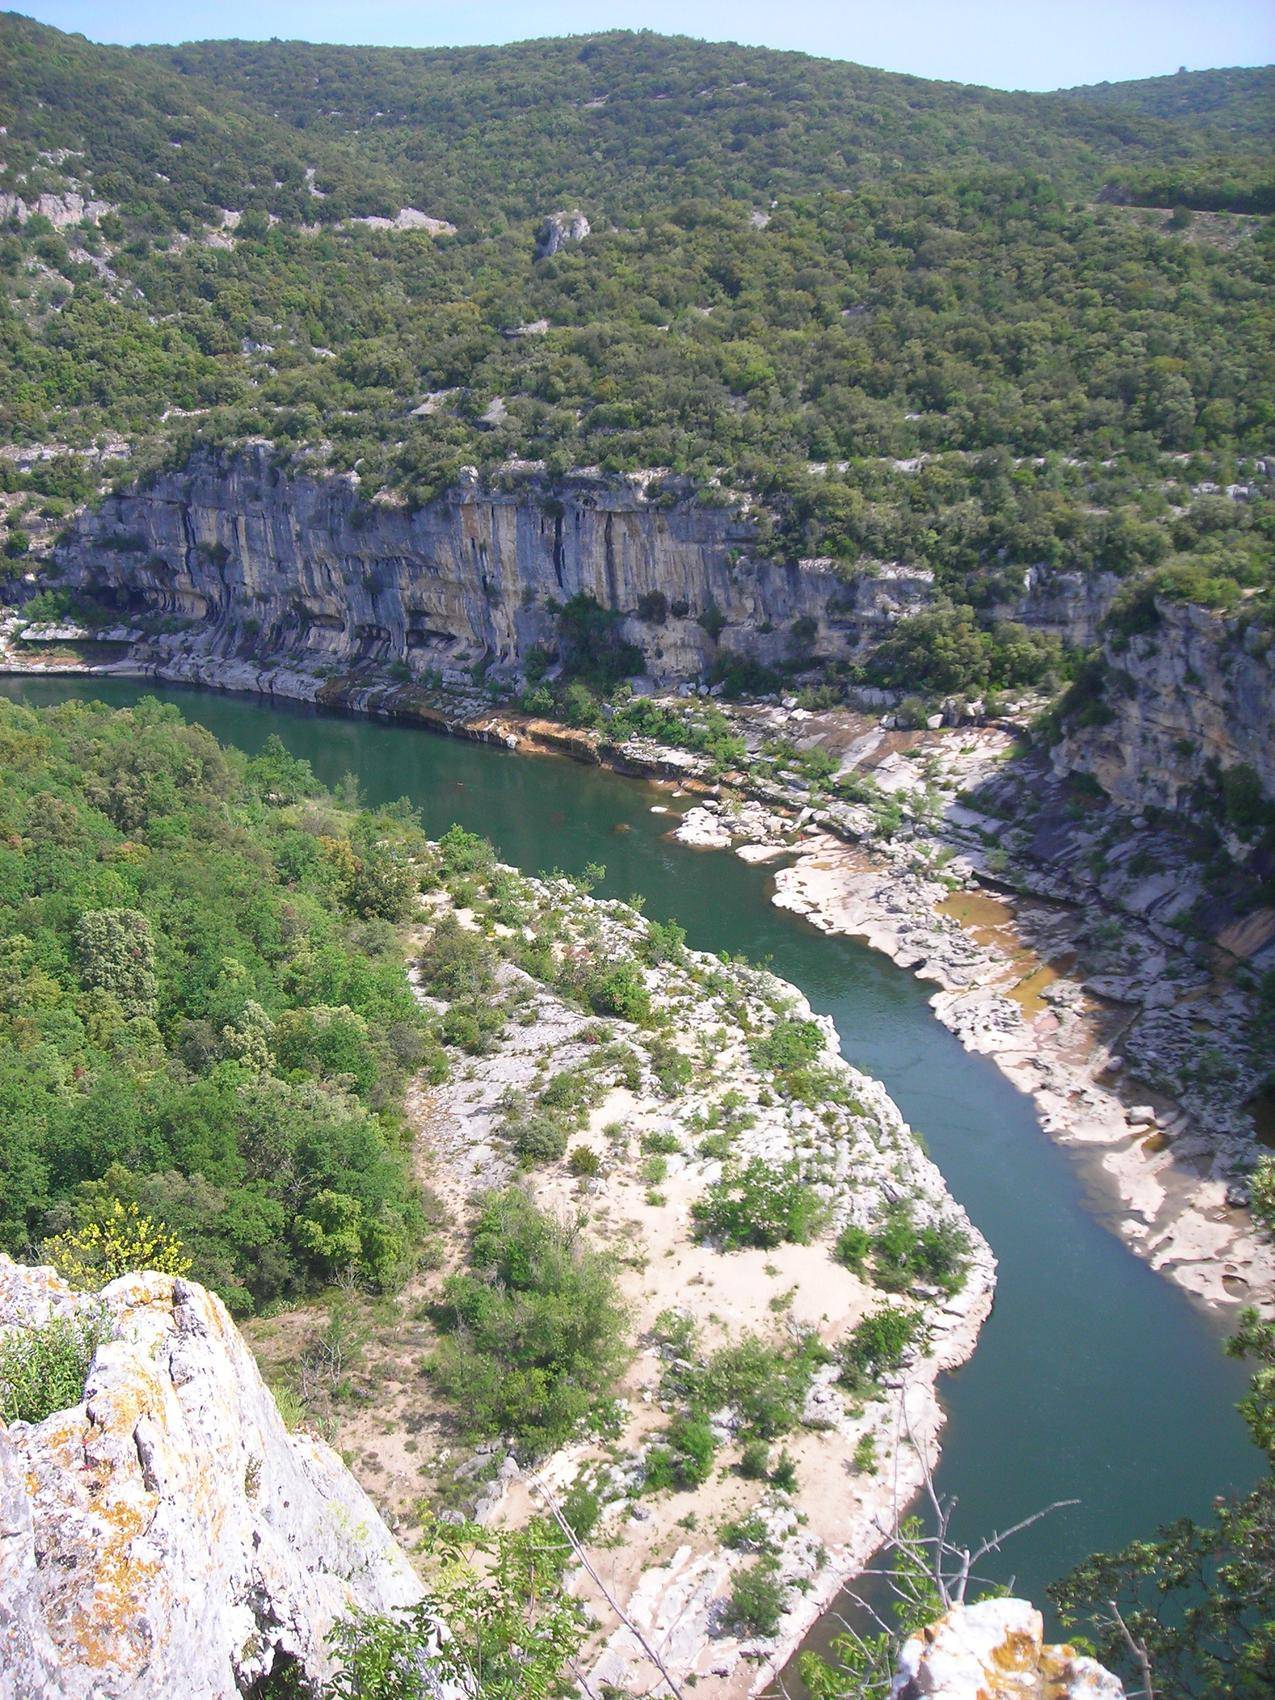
{"left": 3, "top": 675, "right": 1260, "bottom": 1657}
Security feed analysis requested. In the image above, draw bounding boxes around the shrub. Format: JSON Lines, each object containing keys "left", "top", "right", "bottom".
{"left": 636, "top": 590, "right": 668, "bottom": 623}
{"left": 693, "top": 1160, "right": 824, "bottom": 1250}
{"left": 644, "top": 1413, "right": 716, "bottom": 1491}
{"left": 41, "top": 1199, "right": 192, "bottom": 1290}
{"left": 751, "top": 1017, "right": 824, "bottom": 1081}
{"left": 585, "top": 960, "right": 651, "bottom": 1024}
{"left": 770, "top": 1448, "right": 798, "bottom": 1492}
{"left": 568, "top": 1145, "right": 601, "bottom": 1177}
{"left": 839, "top": 1306, "right": 921, "bottom": 1392}
{"left": 738, "top": 1438, "right": 771, "bottom": 1480}
{"left": 430, "top": 1189, "right": 627, "bottom": 1455}
{"left": 726, "top": 1557, "right": 787, "bottom": 1638}
{"left": 833, "top": 1224, "right": 872, "bottom": 1273}
{"left": 511, "top": 1113, "right": 570, "bottom": 1163}
{"left": 722, "top": 1510, "right": 770, "bottom": 1550}
{"left": 558, "top": 593, "right": 643, "bottom": 686}
{"left": 0, "top": 1310, "right": 113, "bottom": 1424}
{"left": 701, "top": 1331, "right": 827, "bottom": 1439}
{"left": 435, "top": 824, "right": 497, "bottom": 879}
{"left": 871, "top": 1204, "right": 970, "bottom": 1296}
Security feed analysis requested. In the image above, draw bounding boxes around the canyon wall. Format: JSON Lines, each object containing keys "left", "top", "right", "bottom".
{"left": 1052, "top": 596, "right": 1275, "bottom": 823}
{"left": 54, "top": 446, "right": 933, "bottom": 685}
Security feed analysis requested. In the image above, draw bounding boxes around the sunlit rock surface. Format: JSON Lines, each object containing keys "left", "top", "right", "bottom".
{"left": 891, "top": 1598, "right": 1125, "bottom": 1699}
{"left": 0, "top": 1257, "right": 437, "bottom": 1700}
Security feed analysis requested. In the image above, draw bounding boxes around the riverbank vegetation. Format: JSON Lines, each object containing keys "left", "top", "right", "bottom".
{"left": 0, "top": 697, "right": 436, "bottom": 1314}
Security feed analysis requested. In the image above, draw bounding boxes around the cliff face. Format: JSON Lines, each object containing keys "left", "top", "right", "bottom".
{"left": 0, "top": 1257, "right": 443, "bottom": 1700}
{"left": 55, "top": 447, "right": 934, "bottom": 685}
{"left": 1053, "top": 598, "right": 1275, "bottom": 826}
{"left": 995, "top": 564, "right": 1122, "bottom": 648}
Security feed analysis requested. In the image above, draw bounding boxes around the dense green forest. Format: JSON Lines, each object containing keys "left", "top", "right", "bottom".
{"left": 0, "top": 16, "right": 1270, "bottom": 623}
{"left": 0, "top": 694, "right": 438, "bottom": 1313}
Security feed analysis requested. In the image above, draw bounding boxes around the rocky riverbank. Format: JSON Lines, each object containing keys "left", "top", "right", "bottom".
{"left": 662, "top": 717, "right": 1274, "bottom": 1314}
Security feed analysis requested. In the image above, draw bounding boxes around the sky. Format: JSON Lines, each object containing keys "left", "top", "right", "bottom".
{"left": 12, "top": 0, "right": 1275, "bottom": 91}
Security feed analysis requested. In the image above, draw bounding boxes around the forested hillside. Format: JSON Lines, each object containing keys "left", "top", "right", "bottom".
{"left": 0, "top": 14, "right": 1270, "bottom": 602}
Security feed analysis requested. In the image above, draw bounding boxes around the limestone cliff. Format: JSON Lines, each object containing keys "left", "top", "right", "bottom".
{"left": 1052, "top": 597, "right": 1275, "bottom": 838}
{"left": 52, "top": 446, "right": 931, "bottom": 685}
{"left": 0, "top": 1257, "right": 443, "bottom": 1700}
{"left": 47, "top": 448, "right": 1148, "bottom": 695}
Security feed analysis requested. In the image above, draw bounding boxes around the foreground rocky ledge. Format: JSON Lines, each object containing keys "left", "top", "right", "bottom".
{"left": 893, "top": 1598, "right": 1124, "bottom": 1699}
{"left": 0, "top": 1258, "right": 436, "bottom": 1700}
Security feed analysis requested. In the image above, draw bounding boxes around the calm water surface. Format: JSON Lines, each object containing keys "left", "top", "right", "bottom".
{"left": 4, "top": 676, "right": 1259, "bottom": 1641}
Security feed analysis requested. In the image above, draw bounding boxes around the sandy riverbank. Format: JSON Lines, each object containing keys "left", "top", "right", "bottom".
{"left": 764, "top": 830, "right": 1273, "bottom": 1315}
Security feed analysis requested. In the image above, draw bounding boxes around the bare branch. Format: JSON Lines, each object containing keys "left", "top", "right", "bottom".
{"left": 1107, "top": 1599, "right": 1156, "bottom": 1700}
{"left": 529, "top": 1474, "right": 688, "bottom": 1700}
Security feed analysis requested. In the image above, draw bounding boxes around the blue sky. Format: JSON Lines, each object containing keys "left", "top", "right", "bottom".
{"left": 15, "top": 1, "right": 1275, "bottom": 90}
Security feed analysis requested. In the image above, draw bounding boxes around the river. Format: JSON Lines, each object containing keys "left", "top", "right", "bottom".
{"left": 3, "top": 675, "right": 1260, "bottom": 1660}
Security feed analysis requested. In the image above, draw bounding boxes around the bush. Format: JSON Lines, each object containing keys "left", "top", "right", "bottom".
{"left": 693, "top": 1160, "right": 824, "bottom": 1250}
{"left": 40, "top": 1199, "right": 192, "bottom": 1290}
{"left": 701, "top": 1331, "right": 827, "bottom": 1439}
{"left": 644, "top": 1413, "right": 716, "bottom": 1491}
{"left": 430, "top": 1189, "right": 627, "bottom": 1455}
{"left": 585, "top": 960, "right": 652, "bottom": 1024}
{"left": 770, "top": 1447, "right": 798, "bottom": 1492}
{"left": 871, "top": 1204, "right": 970, "bottom": 1296}
{"left": 567, "top": 1145, "right": 601, "bottom": 1177}
{"left": 0, "top": 1310, "right": 113, "bottom": 1424}
{"left": 726, "top": 1556, "right": 787, "bottom": 1638}
{"left": 839, "top": 1305, "right": 921, "bottom": 1392}
{"left": 738, "top": 1438, "right": 771, "bottom": 1480}
{"left": 636, "top": 590, "right": 668, "bottom": 623}
{"left": 751, "top": 1017, "right": 824, "bottom": 1081}
{"left": 833, "top": 1223, "right": 871, "bottom": 1273}
{"left": 511, "top": 1113, "right": 570, "bottom": 1163}
{"left": 557, "top": 593, "right": 643, "bottom": 686}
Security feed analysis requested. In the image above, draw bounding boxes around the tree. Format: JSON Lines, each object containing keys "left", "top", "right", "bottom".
{"left": 324, "top": 1517, "right": 585, "bottom": 1700}
{"left": 77, "top": 908, "right": 158, "bottom": 1019}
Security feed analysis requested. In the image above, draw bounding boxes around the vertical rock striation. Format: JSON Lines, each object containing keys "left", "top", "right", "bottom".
{"left": 1052, "top": 596, "right": 1275, "bottom": 833}
{"left": 53, "top": 446, "right": 932, "bottom": 684}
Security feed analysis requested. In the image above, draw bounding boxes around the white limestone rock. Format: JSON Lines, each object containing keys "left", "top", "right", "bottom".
{"left": 535, "top": 209, "right": 591, "bottom": 259}
{"left": 0, "top": 1257, "right": 446, "bottom": 1700}
{"left": 891, "top": 1598, "right": 1125, "bottom": 1699}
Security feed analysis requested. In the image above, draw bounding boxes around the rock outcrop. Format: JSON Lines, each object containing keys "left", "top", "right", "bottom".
{"left": 534, "top": 208, "right": 590, "bottom": 258}
{"left": 891, "top": 1599, "right": 1125, "bottom": 1699}
{"left": 1053, "top": 596, "right": 1275, "bottom": 839}
{"left": 0, "top": 1257, "right": 441, "bottom": 1700}
{"left": 52, "top": 445, "right": 933, "bottom": 686}
{"left": 0, "top": 191, "right": 113, "bottom": 227}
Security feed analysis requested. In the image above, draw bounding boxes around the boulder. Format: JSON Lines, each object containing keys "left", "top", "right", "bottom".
{"left": 535, "top": 209, "right": 591, "bottom": 259}
{"left": 891, "top": 1598, "right": 1124, "bottom": 1699}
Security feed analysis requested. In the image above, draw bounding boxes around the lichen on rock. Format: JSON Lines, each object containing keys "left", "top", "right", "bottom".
{"left": 891, "top": 1598, "right": 1125, "bottom": 1699}
{"left": 0, "top": 1256, "right": 441, "bottom": 1700}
